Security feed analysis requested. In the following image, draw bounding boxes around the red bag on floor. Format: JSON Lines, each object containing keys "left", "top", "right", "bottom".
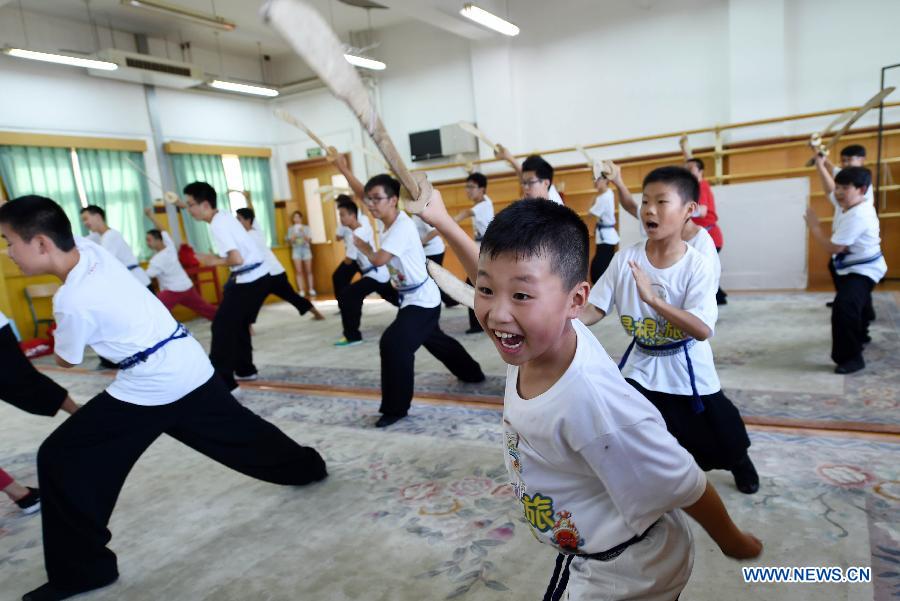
{"left": 20, "top": 338, "right": 53, "bottom": 358}
{"left": 178, "top": 243, "right": 200, "bottom": 268}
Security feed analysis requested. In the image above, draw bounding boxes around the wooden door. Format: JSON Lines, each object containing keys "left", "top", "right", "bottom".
{"left": 286, "top": 155, "right": 351, "bottom": 297}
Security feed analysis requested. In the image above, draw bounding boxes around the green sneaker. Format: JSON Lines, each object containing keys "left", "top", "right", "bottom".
{"left": 334, "top": 337, "right": 363, "bottom": 347}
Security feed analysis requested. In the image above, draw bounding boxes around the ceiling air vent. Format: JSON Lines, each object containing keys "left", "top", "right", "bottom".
{"left": 87, "top": 49, "right": 205, "bottom": 89}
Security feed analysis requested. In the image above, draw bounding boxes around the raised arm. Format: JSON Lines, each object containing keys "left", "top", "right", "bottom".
{"left": 327, "top": 148, "right": 365, "bottom": 201}
{"left": 419, "top": 189, "right": 479, "bottom": 282}
{"left": 608, "top": 162, "right": 638, "bottom": 219}
{"left": 813, "top": 154, "right": 836, "bottom": 196}
{"left": 143, "top": 206, "right": 165, "bottom": 231}
{"left": 495, "top": 144, "right": 522, "bottom": 180}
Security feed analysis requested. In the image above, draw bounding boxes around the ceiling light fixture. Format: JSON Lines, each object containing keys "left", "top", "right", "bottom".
{"left": 459, "top": 3, "right": 519, "bottom": 37}
{"left": 121, "top": 0, "right": 236, "bottom": 32}
{"left": 209, "top": 79, "right": 279, "bottom": 97}
{"left": 3, "top": 48, "right": 118, "bottom": 70}
{"left": 343, "top": 53, "right": 386, "bottom": 71}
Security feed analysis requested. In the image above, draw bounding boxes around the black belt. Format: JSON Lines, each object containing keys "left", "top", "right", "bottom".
{"left": 543, "top": 519, "right": 659, "bottom": 601}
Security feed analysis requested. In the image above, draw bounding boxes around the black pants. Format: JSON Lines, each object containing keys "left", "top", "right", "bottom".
{"left": 830, "top": 258, "right": 875, "bottom": 322}
{"left": 332, "top": 260, "right": 361, "bottom": 300}
{"left": 590, "top": 243, "right": 616, "bottom": 284}
{"left": 714, "top": 247, "right": 728, "bottom": 304}
{"left": 36, "top": 375, "right": 326, "bottom": 590}
{"left": 625, "top": 378, "right": 750, "bottom": 471}
{"left": 427, "top": 252, "right": 459, "bottom": 308}
{"left": 338, "top": 276, "right": 399, "bottom": 341}
{"left": 210, "top": 275, "right": 271, "bottom": 390}
{"left": 0, "top": 324, "right": 68, "bottom": 416}
{"left": 831, "top": 273, "right": 875, "bottom": 366}
{"left": 249, "top": 272, "right": 313, "bottom": 323}
{"left": 379, "top": 305, "right": 484, "bottom": 417}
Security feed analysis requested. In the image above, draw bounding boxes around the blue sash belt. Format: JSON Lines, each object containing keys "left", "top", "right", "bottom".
{"left": 396, "top": 278, "right": 427, "bottom": 303}
{"left": 834, "top": 251, "right": 883, "bottom": 270}
{"left": 231, "top": 261, "right": 263, "bottom": 276}
{"left": 117, "top": 323, "right": 190, "bottom": 370}
{"left": 618, "top": 337, "right": 704, "bottom": 413}
{"left": 127, "top": 264, "right": 140, "bottom": 270}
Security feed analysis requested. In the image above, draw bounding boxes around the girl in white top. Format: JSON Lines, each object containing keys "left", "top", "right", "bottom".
{"left": 286, "top": 210, "right": 315, "bottom": 297}
{"left": 352, "top": 174, "right": 484, "bottom": 427}
{"left": 0, "top": 195, "right": 326, "bottom": 601}
{"left": 80, "top": 205, "right": 151, "bottom": 288}
{"left": 582, "top": 166, "right": 758, "bottom": 495}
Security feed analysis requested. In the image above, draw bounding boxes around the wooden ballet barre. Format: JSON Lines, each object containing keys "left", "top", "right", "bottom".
{"left": 722, "top": 127, "right": 900, "bottom": 158}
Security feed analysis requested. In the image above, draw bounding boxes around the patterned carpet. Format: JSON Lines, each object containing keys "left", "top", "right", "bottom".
{"left": 1, "top": 372, "right": 898, "bottom": 600}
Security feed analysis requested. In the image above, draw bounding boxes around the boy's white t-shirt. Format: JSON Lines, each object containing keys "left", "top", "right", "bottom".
{"left": 471, "top": 196, "right": 495, "bottom": 241}
{"left": 831, "top": 202, "right": 887, "bottom": 283}
{"left": 589, "top": 241, "right": 721, "bottom": 396}
{"left": 589, "top": 190, "right": 619, "bottom": 245}
{"left": 353, "top": 224, "right": 390, "bottom": 283}
{"left": 548, "top": 184, "right": 564, "bottom": 205}
{"left": 248, "top": 225, "right": 286, "bottom": 277}
{"left": 504, "top": 319, "right": 706, "bottom": 554}
{"left": 379, "top": 211, "right": 440, "bottom": 309}
{"left": 208, "top": 211, "right": 268, "bottom": 284}
{"left": 412, "top": 214, "right": 445, "bottom": 256}
{"left": 146, "top": 232, "right": 193, "bottom": 293}
{"left": 97, "top": 228, "right": 151, "bottom": 287}
{"left": 53, "top": 238, "right": 214, "bottom": 405}
{"left": 685, "top": 227, "right": 721, "bottom": 291}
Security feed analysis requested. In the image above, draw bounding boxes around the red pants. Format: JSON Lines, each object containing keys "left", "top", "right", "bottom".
{"left": 157, "top": 288, "right": 218, "bottom": 321}
{"left": 0, "top": 467, "right": 13, "bottom": 489}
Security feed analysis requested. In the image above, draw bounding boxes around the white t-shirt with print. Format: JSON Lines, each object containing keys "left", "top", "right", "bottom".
{"left": 146, "top": 232, "right": 193, "bottom": 293}
{"left": 471, "top": 196, "right": 495, "bottom": 241}
{"left": 379, "top": 211, "right": 441, "bottom": 309}
{"left": 504, "top": 319, "right": 706, "bottom": 554}
{"left": 248, "top": 226, "right": 286, "bottom": 277}
{"left": 413, "top": 214, "right": 445, "bottom": 256}
{"left": 98, "top": 228, "right": 151, "bottom": 287}
{"left": 589, "top": 241, "right": 721, "bottom": 396}
{"left": 685, "top": 227, "right": 721, "bottom": 291}
{"left": 354, "top": 224, "right": 389, "bottom": 283}
{"left": 589, "top": 190, "right": 619, "bottom": 245}
{"left": 208, "top": 211, "right": 268, "bottom": 284}
{"left": 53, "top": 238, "right": 214, "bottom": 405}
{"left": 831, "top": 201, "right": 887, "bottom": 283}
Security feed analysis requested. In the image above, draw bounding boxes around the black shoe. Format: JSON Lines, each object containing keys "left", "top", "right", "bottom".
{"left": 23, "top": 574, "right": 118, "bottom": 601}
{"left": 731, "top": 456, "right": 759, "bottom": 495}
{"left": 15, "top": 487, "right": 40, "bottom": 515}
{"left": 834, "top": 358, "right": 865, "bottom": 374}
{"left": 465, "top": 327, "right": 484, "bottom": 334}
{"left": 825, "top": 301, "right": 834, "bottom": 308}
{"left": 375, "top": 414, "right": 405, "bottom": 428}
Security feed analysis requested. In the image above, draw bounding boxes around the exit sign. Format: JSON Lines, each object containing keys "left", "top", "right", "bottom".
{"left": 306, "top": 147, "right": 324, "bottom": 158}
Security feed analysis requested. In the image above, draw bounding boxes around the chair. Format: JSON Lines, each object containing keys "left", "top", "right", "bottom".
{"left": 24, "top": 283, "right": 60, "bottom": 337}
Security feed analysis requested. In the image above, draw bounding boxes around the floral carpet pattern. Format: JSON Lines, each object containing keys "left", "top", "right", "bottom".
{"left": 1, "top": 371, "right": 898, "bottom": 600}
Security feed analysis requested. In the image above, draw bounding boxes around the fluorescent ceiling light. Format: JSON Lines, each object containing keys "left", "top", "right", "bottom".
{"left": 121, "top": 0, "right": 236, "bottom": 32}
{"left": 3, "top": 48, "right": 118, "bottom": 70}
{"left": 209, "top": 79, "right": 279, "bottom": 97}
{"left": 344, "top": 53, "right": 386, "bottom": 71}
{"left": 459, "top": 3, "right": 519, "bottom": 36}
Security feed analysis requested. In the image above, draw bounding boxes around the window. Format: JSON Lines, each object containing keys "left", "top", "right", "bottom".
{"left": 221, "top": 154, "right": 248, "bottom": 211}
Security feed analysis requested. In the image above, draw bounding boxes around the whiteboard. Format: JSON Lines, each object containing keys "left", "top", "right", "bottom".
{"left": 616, "top": 177, "right": 809, "bottom": 290}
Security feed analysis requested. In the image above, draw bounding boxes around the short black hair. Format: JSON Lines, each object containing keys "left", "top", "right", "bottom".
{"left": 834, "top": 166, "right": 872, "bottom": 190}
{"left": 686, "top": 157, "right": 705, "bottom": 172}
{"left": 466, "top": 172, "right": 488, "bottom": 189}
{"left": 235, "top": 207, "right": 255, "bottom": 224}
{"left": 521, "top": 155, "right": 553, "bottom": 182}
{"left": 364, "top": 174, "right": 401, "bottom": 199}
{"left": 183, "top": 181, "right": 217, "bottom": 208}
{"left": 480, "top": 198, "right": 588, "bottom": 290}
{"left": 840, "top": 144, "right": 866, "bottom": 159}
{"left": 643, "top": 166, "right": 699, "bottom": 203}
{"left": 80, "top": 204, "right": 106, "bottom": 221}
{"left": 147, "top": 229, "right": 163, "bottom": 242}
{"left": 336, "top": 195, "right": 358, "bottom": 216}
{"left": 0, "top": 195, "right": 76, "bottom": 252}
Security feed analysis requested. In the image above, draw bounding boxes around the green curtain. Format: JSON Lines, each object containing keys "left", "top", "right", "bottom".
{"left": 170, "top": 153, "right": 230, "bottom": 253}
{"left": 0, "top": 145, "right": 82, "bottom": 230}
{"left": 76, "top": 149, "right": 153, "bottom": 259}
{"left": 239, "top": 156, "right": 276, "bottom": 246}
